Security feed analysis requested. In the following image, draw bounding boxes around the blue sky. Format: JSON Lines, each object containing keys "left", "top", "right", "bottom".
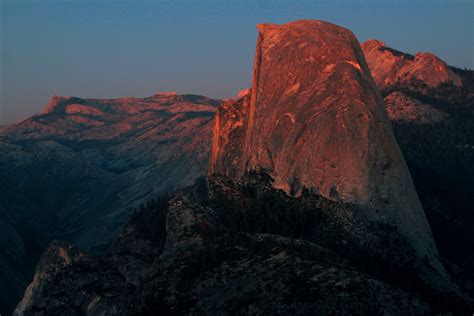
{"left": 1, "top": 0, "right": 473, "bottom": 124}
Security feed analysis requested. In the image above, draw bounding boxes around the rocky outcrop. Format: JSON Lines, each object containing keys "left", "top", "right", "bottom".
{"left": 13, "top": 241, "right": 88, "bottom": 316}
{"left": 210, "top": 20, "right": 443, "bottom": 277}
{"left": 210, "top": 93, "right": 251, "bottom": 177}
{"left": 361, "top": 39, "right": 462, "bottom": 90}
{"left": 360, "top": 40, "right": 468, "bottom": 124}
{"left": 14, "top": 204, "right": 164, "bottom": 316}
{"left": 384, "top": 91, "right": 447, "bottom": 124}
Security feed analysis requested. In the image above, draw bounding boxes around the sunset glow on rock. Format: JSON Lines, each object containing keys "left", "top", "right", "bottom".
{"left": 2, "top": 6, "right": 473, "bottom": 313}
{"left": 210, "top": 20, "right": 450, "bottom": 282}
{"left": 361, "top": 39, "right": 462, "bottom": 89}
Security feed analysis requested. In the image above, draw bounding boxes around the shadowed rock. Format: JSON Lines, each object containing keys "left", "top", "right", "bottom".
{"left": 11, "top": 175, "right": 439, "bottom": 315}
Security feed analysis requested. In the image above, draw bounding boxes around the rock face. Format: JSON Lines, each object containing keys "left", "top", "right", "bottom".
{"left": 0, "top": 92, "right": 220, "bottom": 314}
{"left": 360, "top": 39, "right": 463, "bottom": 125}
{"left": 13, "top": 241, "right": 89, "bottom": 316}
{"left": 210, "top": 92, "right": 250, "bottom": 177}
{"left": 361, "top": 39, "right": 462, "bottom": 90}
{"left": 210, "top": 20, "right": 441, "bottom": 272}
{"left": 384, "top": 91, "right": 447, "bottom": 124}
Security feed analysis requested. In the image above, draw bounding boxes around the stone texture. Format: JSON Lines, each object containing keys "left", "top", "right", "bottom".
{"left": 210, "top": 93, "right": 250, "bottom": 178}
{"left": 384, "top": 91, "right": 447, "bottom": 124}
{"left": 361, "top": 39, "right": 462, "bottom": 90}
{"left": 210, "top": 20, "right": 442, "bottom": 275}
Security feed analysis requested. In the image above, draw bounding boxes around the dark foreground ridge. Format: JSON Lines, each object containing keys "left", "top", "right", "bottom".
{"left": 13, "top": 173, "right": 473, "bottom": 315}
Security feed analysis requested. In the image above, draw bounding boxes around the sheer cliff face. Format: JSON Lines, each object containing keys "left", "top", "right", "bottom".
{"left": 210, "top": 92, "right": 250, "bottom": 177}
{"left": 361, "top": 39, "right": 462, "bottom": 90}
{"left": 210, "top": 20, "right": 441, "bottom": 269}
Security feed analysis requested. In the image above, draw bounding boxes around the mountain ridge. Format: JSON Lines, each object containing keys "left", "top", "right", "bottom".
{"left": 0, "top": 92, "right": 221, "bottom": 314}
{"left": 361, "top": 39, "right": 462, "bottom": 89}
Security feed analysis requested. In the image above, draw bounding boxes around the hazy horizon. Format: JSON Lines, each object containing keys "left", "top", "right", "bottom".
{"left": 1, "top": 0, "right": 473, "bottom": 125}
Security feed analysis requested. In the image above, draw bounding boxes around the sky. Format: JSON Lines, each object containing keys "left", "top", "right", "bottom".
{"left": 1, "top": 0, "right": 473, "bottom": 125}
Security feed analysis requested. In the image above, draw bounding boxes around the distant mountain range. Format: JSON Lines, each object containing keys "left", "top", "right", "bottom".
{"left": 0, "top": 92, "right": 220, "bottom": 313}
